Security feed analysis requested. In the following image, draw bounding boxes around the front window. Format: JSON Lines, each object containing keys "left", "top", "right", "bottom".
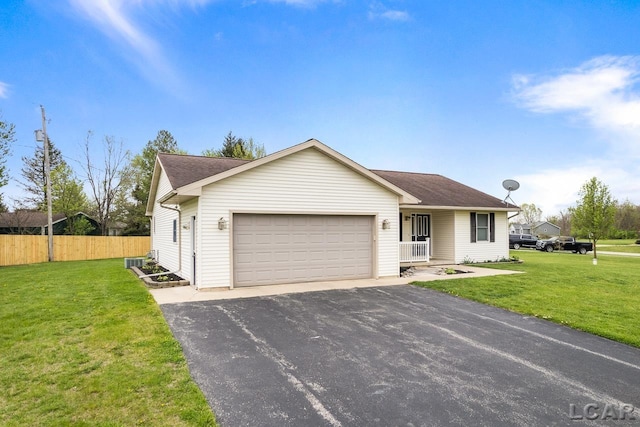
{"left": 476, "top": 213, "right": 489, "bottom": 241}
{"left": 471, "top": 212, "right": 495, "bottom": 243}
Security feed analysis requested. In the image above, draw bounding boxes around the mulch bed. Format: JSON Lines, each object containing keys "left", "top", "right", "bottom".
{"left": 130, "top": 262, "right": 190, "bottom": 289}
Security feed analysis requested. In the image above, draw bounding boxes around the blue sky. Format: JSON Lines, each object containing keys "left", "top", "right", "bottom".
{"left": 2, "top": 0, "right": 640, "bottom": 217}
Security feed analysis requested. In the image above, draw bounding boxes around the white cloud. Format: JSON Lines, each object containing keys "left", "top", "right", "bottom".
{"left": 368, "top": 2, "right": 410, "bottom": 22}
{"left": 67, "top": 0, "right": 212, "bottom": 93}
{"left": 513, "top": 56, "right": 640, "bottom": 140}
{"left": 511, "top": 55, "right": 640, "bottom": 215}
{"left": 69, "top": 0, "right": 157, "bottom": 56}
{"left": 0, "top": 81, "right": 9, "bottom": 98}
{"left": 514, "top": 161, "right": 640, "bottom": 217}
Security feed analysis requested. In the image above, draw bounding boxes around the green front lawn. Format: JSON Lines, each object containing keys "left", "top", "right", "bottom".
{"left": 414, "top": 251, "right": 640, "bottom": 348}
{"left": 597, "top": 239, "right": 637, "bottom": 245}
{"left": 597, "top": 245, "right": 640, "bottom": 253}
{"left": 0, "top": 259, "right": 216, "bottom": 426}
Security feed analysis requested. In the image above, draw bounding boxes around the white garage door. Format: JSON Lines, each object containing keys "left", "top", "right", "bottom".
{"left": 233, "top": 214, "right": 374, "bottom": 287}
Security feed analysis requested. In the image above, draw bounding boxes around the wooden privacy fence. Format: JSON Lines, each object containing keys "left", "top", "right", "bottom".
{"left": 0, "top": 235, "right": 151, "bottom": 266}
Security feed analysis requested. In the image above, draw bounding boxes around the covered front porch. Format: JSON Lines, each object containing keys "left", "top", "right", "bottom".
{"left": 398, "top": 210, "right": 456, "bottom": 266}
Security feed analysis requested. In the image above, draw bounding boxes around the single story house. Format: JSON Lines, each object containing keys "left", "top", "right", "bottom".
{"left": 531, "top": 221, "right": 561, "bottom": 237}
{"left": 0, "top": 211, "right": 101, "bottom": 235}
{"left": 147, "top": 139, "right": 516, "bottom": 290}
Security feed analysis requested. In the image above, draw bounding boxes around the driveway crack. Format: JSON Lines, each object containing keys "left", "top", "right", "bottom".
{"left": 215, "top": 305, "right": 343, "bottom": 427}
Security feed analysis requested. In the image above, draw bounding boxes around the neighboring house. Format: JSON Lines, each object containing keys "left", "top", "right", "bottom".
{"left": 107, "top": 221, "right": 126, "bottom": 236}
{"left": 510, "top": 223, "right": 532, "bottom": 234}
{"left": 0, "top": 211, "right": 101, "bottom": 235}
{"left": 146, "top": 139, "right": 515, "bottom": 290}
{"left": 510, "top": 221, "right": 560, "bottom": 237}
{"left": 531, "top": 221, "right": 561, "bottom": 237}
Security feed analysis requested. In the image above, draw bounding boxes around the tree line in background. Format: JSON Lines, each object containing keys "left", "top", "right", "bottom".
{"left": 514, "top": 178, "right": 639, "bottom": 241}
{"left": 0, "top": 111, "right": 266, "bottom": 236}
{"left": 2, "top": 111, "right": 636, "bottom": 241}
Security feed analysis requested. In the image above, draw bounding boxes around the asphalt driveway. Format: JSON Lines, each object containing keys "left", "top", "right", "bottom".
{"left": 161, "top": 285, "right": 640, "bottom": 426}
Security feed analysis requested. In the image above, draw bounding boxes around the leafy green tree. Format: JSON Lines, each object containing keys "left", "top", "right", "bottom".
{"left": 19, "top": 140, "right": 66, "bottom": 210}
{"left": 0, "top": 113, "right": 15, "bottom": 211}
{"left": 66, "top": 216, "right": 95, "bottom": 236}
{"left": 50, "top": 163, "right": 93, "bottom": 235}
{"left": 202, "top": 131, "right": 266, "bottom": 159}
{"left": 613, "top": 200, "right": 640, "bottom": 239}
{"left": 121, "top": 130, "right": 184, "bottom": 235}
{"left": 570, "top": 177, "right": 616, "bottom": 259}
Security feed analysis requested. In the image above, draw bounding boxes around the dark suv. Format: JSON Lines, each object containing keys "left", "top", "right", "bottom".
{"left": 509, "top": 233, "right": 538, "bottom": 249}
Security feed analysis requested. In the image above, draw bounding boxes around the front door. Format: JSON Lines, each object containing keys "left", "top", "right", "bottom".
{"left": 412, "top": 214, "right": 430, "bottom": 242}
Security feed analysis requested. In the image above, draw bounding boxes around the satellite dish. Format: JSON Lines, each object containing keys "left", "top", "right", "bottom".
{"left": 502, "top": 179, "right": 520, "bottom": 192}
{"left": 501, "top": 179, "right": 519, "bottom": 207}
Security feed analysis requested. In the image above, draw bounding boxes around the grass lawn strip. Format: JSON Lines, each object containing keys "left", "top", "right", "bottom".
{"left": 0, "top": 259, "right": 216, "bottom": 426}
{"left": 413, "top": 251, "right": 640, "bottom": 348}
{"left": 597, "top": 245, "right": 640, "bottom": 254}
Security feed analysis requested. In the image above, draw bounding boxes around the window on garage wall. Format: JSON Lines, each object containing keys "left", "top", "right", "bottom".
{"left": 172, "top": 219, "right": 177, "bottom": 243}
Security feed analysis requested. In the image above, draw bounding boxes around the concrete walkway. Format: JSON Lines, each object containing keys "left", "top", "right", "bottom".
{"left": 149, "top": 264, "right": 522, "bottom": 304}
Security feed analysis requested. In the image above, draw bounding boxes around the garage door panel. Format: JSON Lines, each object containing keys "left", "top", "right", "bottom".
{"left": 234, "top": 214, "right": 373, "bottom": 287}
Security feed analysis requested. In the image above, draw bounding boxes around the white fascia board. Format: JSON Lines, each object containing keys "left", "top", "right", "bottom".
{"left": 400, "top": 204, "right": 520, "bottom": 212}
{"left": 145, "top": 156, "right": 165, "bottom": 216}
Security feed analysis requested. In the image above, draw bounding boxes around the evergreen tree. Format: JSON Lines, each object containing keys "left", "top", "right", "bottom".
{"left": 19, "top": 140, "right": 65, "bottom": 210}
{"left": 202, "top": 131, "right": 266, "bottom": 160}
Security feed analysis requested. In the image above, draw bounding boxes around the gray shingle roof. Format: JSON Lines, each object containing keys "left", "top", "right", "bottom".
{"left": 156, "top": 153, "right": 508, "bottom": 209}
{"left": 371, "top": 170, "right": 508, "bottom": 208}
{"left": 0, "top": 211, "right": 66, "bottom": 228}
{"left": 157, "top": 153, "right": 250, "bottom": 189}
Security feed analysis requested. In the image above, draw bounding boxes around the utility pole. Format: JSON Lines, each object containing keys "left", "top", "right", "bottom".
{"left": 35, "top": 105, "right": 54, "bottom": 262}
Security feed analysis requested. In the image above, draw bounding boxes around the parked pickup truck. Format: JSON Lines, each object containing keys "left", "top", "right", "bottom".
{"left": 535, "top": 236, "right": 593, "bottom": 254}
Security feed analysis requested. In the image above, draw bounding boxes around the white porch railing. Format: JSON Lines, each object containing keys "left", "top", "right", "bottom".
{"left": 399, "top": 240, "right": 430, "bottom": 263}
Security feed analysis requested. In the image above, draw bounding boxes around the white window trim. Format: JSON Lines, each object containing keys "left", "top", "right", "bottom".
{"left": 476, "top": 213, "right": 489, "bottom": 242}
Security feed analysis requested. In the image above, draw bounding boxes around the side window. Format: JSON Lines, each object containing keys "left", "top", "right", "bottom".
{"left": 172, "top": 219, "right": 177, "bottom": 243}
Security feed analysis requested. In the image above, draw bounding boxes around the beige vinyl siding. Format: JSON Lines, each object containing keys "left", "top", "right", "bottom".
{"left": 399, "top": 210, "right": 454, "bottom": 261}
{"left": 197, "top": 148, "right": 399, "bottom": 289}
{"left": 401, "top": 214, "right": 412, "bottom": 242}
{"left": 431, "top": 210, "right": 455, "bottom": 261}
{"left": 179, "top": 199, "right": 198, "bottom": 283}
{"left": 454, "top": 210, "right": 509, "bottom": 263}
{"left": 151, "top": 170, "right": 180, "bottom": 271}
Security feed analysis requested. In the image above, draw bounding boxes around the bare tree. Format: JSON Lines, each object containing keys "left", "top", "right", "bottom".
{"left": 80, "top": 132, "right": 130, "bottom": 236}
{"left": 557, "top": 210, "right": 572, "bottom": 235}
{"left": 515, "top": 203, "right": 542, "bottom": 225}
{"left": 0, "top": 112, "right": 16, "bottom": 211}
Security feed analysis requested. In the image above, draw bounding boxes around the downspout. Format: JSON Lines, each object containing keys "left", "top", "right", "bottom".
{"left": 160, "top": 203, "right": 182, "bottom": 275}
